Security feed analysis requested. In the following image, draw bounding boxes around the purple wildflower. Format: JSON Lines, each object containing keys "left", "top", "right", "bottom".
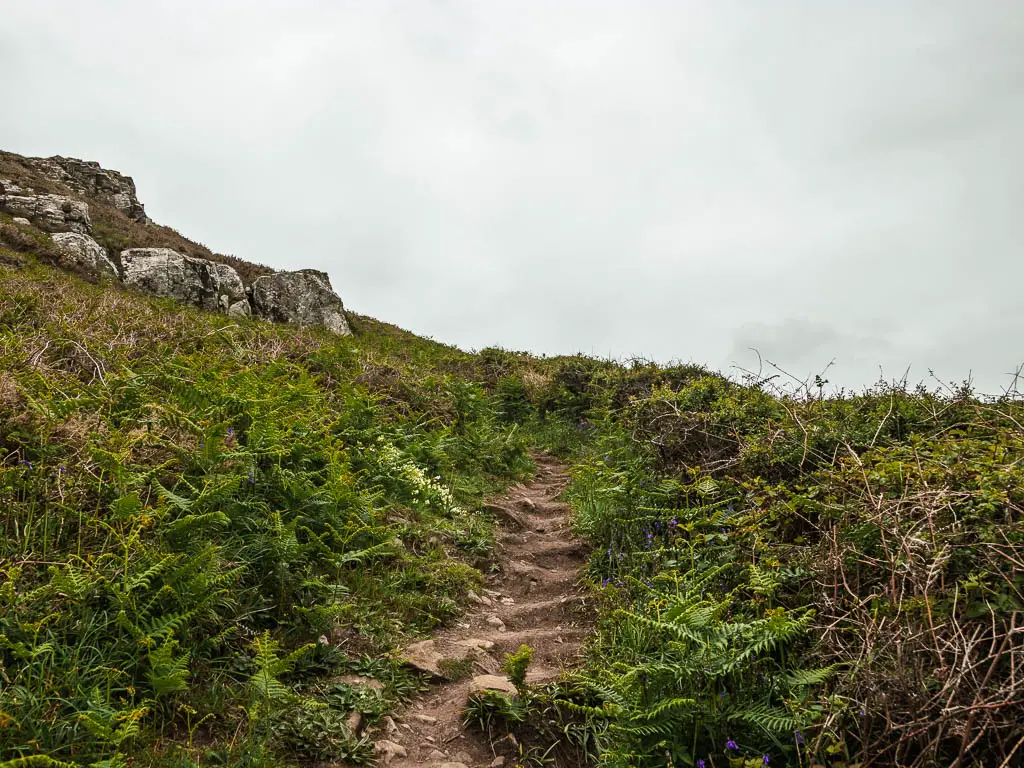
{"left": 763, "top": 755, "right": 770, "bottom": 765}
{"left": 601, "top": 578, "right": 610, "bottom": 588}
{"left": 697, "top": 761, "right": 706, "bottom": 768}
{"left": 59, "top": 465, "right": 67, "bottom": 473}
{"left": 726, "top": 740, "right": 738, "bottom": 751}
{"left": 669, "top": 518, "right": 678, "bottom": 528}
{"left": 19, "top": 460, "right": 32, "bottom": 470}
{"left": 248, "top": 470, "right": 255, "bottom": 485}
{"left": 795, "top": 731, "right": 804, "bottom": 745}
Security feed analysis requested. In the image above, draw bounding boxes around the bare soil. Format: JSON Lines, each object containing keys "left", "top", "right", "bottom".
{"left": 378, "top": 454, "right": 591, "bottom": 768}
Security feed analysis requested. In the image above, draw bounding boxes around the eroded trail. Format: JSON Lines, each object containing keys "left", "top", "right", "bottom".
{"left": 375, "top": 454, "right": 591, "bottom": 768}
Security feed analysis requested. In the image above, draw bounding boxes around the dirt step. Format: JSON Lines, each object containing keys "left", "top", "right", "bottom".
{"left": 520, "top": 539, "right": 588, "bottom": 566}
{"left": 497, "top": 561, "right": 579, "bottom": 594}
{"left": 489, "top": 627, "right": 588, "bottom": 665}
{"left": 499, "top": 595, "right": 588, "bottom": 628}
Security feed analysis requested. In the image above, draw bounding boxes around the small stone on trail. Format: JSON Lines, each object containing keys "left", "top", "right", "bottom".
{"left": 467, "top": 590, "right": 493, "bottom": 607}
{"left": 426, "top": 749, "right": 448, "bottom": 761}
{"left": 454, "top": 638, "right": 495, "bottom": 651}
{"left": 454, "top": 751, "right": 473, "bottom": 764}
{"left": 402, "top": 639, "right": 445, "bottom": 678}
{"left": 490, "top": 758, "right": 507, "bottom": 768}
{"left": 468, "top": 675, "right": 517, "bottom": 695}
{"left": 413, "top": 713, "right": 438, "bottom": 725}
{"left": 346, "top": 710, "right": 362, "bottom": 736}
{"left": 485, "top": 615, "right": 506, "bottom": 632}
{"left": 373, "top": 739, "right": 407, "bottom": 764}
{"left": 381, "top": 715, "right": 400, "bottom": 737}
{"left": 500, "top": 597, "right": 515, "bottom": 605}
{"left": 337, "top": 674, "right": 385, "bottom": 691}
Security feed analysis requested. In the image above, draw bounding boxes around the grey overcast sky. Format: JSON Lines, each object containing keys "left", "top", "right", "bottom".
{"left": 2, "top": 1, "right": 1023, "bottom": 392}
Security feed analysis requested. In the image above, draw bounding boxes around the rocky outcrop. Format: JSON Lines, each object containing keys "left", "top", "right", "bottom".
{"left": 249, "top": 269, "right": 352, "bottom": 336}
{"left": 23, "top": 156, "right": 148, "bottom": 223}
{"left": 51, "top": 233, "right": 119, "bottom": 279}
{"left": 121, "top": 248, "right": 249, "bottom": 316}
{"left": 1, "top": 179, "right": 91, "bottom": 234}
{"left": 2, "top": 152, "right": 352, "bottom": 336}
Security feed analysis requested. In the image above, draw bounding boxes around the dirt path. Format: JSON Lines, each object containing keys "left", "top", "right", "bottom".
{"left": 374, "top": 454, "right": 590, "bottom": 768}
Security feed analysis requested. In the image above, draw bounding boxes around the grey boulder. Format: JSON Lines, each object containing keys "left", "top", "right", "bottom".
{"left": 120, "top": 248, "right": 248, "bottom": 315}
{"left": 0, "top": 189, "right": 91, "bottom": 234}
{"left": 51, "top": 232, "right": 119, "bottom": 279}
{"left": 250, "top": 269, "right": 351, "bottom": 336}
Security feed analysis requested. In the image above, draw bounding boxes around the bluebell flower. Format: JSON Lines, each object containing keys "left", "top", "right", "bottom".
{"left": 669, "top": 518, "right": 678, "bottom": 528}
{"left": 59, "top": 465, "right": 67, "bottom": 473}
{"left": 697, "top": 761, "right": 706, "bottom": 768}
{"left": 602, "top": 578, "right": 610, "bottom": 587}
{"left": 762, "top": 755, "right": 770, "bottom": 765}
{"left": 726, "top": 740, "right": 738, "bottom": 751}
{"left": 795, "top": 731, "right": 804, "bottom": 745}
{"left": 248, "top": 470, "right": 255, "bottom": 485}
{"left": 19, "top": 460, "right": 32, "bottom": 470}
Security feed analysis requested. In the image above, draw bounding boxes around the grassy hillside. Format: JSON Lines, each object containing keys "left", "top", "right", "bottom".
{"left": 3, "top": 219, "right": 1023, "bottom": 768}
{"left": 0, "top": 244, "right": 532, "bottom": 767}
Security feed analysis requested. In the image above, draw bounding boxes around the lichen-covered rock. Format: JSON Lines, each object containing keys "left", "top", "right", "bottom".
{"left": 121, "top": 248, "right": 247, "bottom": 314}
{"left": 468, "top": 674, "right": 517, "bottom": 695}
{"left": 249, "top": 269, "right": 351, "bottom": 336}
{"left": 0, "top": 185, "right": 91, "bottom": 234}
{"left": 51, "top": 233, "right": 119, "bottom": 279}
{"left": 23, "top": 156, "right": 149, "bottom": 223}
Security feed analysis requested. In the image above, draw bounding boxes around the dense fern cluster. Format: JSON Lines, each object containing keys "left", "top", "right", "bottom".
{"left": 0, "top": 251, "right": 531, "bottom": 766}
{"left": 498, "top": 361, "right": 1024, "bottom": 767}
